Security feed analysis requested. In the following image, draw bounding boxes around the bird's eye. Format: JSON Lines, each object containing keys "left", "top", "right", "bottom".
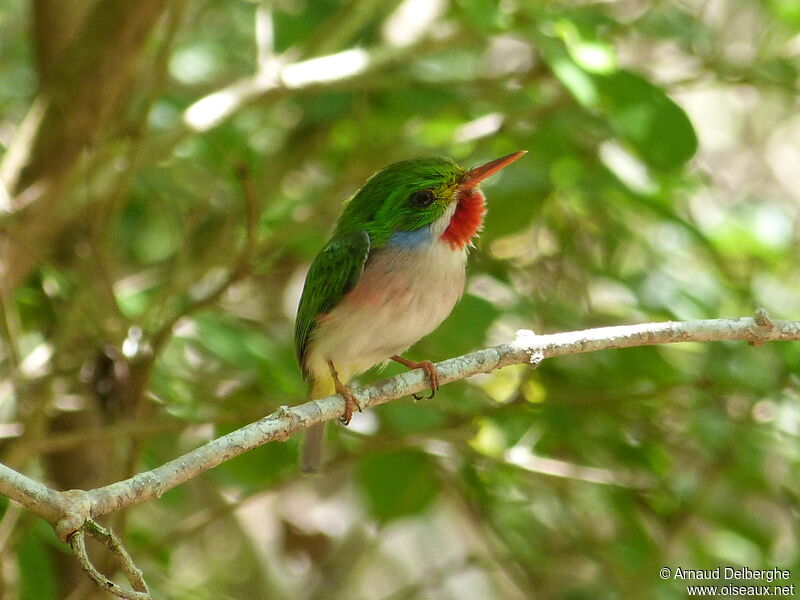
{"left": 410, "top": 189, "right": 435, "bottom": 208}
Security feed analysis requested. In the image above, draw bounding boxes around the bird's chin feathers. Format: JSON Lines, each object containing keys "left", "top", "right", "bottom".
{"left": 440, "top": 187, "right": 486, "bottom": 250}
{"left": 430, "top": 199, "right": 459, "bottom": 239}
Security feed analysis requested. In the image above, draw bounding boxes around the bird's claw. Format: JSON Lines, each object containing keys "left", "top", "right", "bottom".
{"left": 327, "top": 359, "right": 361, "bottom": 425}
{"left": 392, "top": 356, "right": 439, "bottom": 401}
{"left": 415, "top": 360, "right": 439, "bottom": 401}
{"left": 336, "top": 384, "right": 360, "bottom": 425}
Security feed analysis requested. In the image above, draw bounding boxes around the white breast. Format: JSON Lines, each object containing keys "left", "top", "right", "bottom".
{"left": 304, "top": 240, "right": 467, "bottom": 381}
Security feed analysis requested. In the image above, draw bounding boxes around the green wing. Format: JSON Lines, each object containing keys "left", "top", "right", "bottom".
{"left": 295, "top": 229, "right": 371, "bottom": 376}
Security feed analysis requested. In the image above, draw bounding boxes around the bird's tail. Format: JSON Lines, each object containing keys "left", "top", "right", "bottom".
{"left": 299, "top": 375, "right": 335, "bottom": 473}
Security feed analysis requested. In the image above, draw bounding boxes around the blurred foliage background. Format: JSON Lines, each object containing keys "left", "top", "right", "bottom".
{"left": 0, "top": 0, "right": 799, "bottom": 598}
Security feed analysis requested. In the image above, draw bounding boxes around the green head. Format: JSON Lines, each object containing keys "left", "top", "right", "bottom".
{"left": 333, "top": 152, "right": 526, "bottom": 247}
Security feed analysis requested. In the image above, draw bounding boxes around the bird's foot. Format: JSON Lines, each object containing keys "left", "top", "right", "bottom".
{"left": 335, "top": 381, "right": 359, "bottom": 425}
{"left": 327, "top": 360, "right": 360, "bottom": 425}
{"left": 390, "top": 355, "right": 439, "bottom": 400}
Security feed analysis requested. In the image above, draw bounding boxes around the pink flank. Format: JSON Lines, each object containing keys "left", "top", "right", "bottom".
{"left": 344, "top": 270, "right": 410, "bottom": 306}
{"left": 440, "top": 188, "right": 486, "bottom": 250}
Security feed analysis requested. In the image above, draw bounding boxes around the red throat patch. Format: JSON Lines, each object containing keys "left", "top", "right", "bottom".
{"left": 441, "top": 188, "right": 486, "bottom": 250}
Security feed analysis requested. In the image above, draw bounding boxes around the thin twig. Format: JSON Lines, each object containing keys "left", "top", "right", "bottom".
{"left": 69, "top": 520, "right": 151, "bottom": 600}
{"left": 83, "top": 520, "right": 150, "bottom": 594}
{"left": 255, "top": 1, "right": 275, "bottom": 70}
{"left": 0, "top": 502, "right": 24, "bottom": 553}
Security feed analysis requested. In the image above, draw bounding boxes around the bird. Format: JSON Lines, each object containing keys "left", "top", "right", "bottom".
{"left": 295, "top": 150, "right": 526, "bottom": 472}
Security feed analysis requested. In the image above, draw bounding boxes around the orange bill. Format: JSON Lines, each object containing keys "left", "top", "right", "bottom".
{"left": 460, "top": 150, "right": 527, "bottom": 188}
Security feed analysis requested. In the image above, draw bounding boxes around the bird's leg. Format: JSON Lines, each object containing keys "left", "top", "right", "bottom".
{"left": 327, "top": 360, "right": 360, "bottom": 425}
{"left": 390, "top": 355, "right": 439, "bottom": 400}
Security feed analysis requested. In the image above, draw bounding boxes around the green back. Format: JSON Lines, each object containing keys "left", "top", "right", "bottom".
{"left": 294, "top": 230, "right": 370, "bottom": 374}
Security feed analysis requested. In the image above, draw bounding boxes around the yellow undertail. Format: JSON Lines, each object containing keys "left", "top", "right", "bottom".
{"left": 299, "top": 373, "right": 336, "bottom": 473}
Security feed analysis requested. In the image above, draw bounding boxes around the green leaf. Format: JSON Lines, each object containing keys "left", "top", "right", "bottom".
{"left": 422, "top": 294, "right": 499, "bottom": 357}
{"left": 117, "top": 189, "right": 181, "bottom": 265}
{"left": 191, "top": 312, "right": 298, "bottom": 392}
{"left": 555, "top": 19, "right": 617, "bottom": 74}
{"left": 549, "top": 52, "right": 599, "bottom": 107}
{"left": 482, "top": 168, "right": 545, "bottom": 238}
{"left": 17, "top": 527, "right": 57, "bottom": 600}
{"left": 543, "top": 34, "right": 697, "bottom": 170}
{"left": 768, "top": 0, "right": 800, "bottom": 27}
{"left": 214, "top": 434, "right": 296, "bottom": 490}
{"left": 595, "top": 69, "right": 697, "bottom": 169}
{"left": 356, "top": 449, "right": 440, "bottom": 522}
{"left": 378, "top": 401, "right": 447, "bottom": 436}
{"left": 455, "top": 0, "right": 511, "bottom": 33}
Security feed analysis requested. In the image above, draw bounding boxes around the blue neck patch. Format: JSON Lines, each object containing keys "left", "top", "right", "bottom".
{"left": 388, "top": 225, "right": 435, "bottom": 250}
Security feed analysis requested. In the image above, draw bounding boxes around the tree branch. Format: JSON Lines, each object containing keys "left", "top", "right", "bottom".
{"left": 0, "top": 314, "right": 796, "bottom": 595}
{"left": 3, "top": 314, "right": 799, "bottom": 523}
{"left": 86, "top": 314, "right": 799, "bottom": 513}
{"left": 0, "top": 461, "right": 63, "bottom": 523}
{"left": 182, "top": 32, "right": 467, "bottom": 132}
